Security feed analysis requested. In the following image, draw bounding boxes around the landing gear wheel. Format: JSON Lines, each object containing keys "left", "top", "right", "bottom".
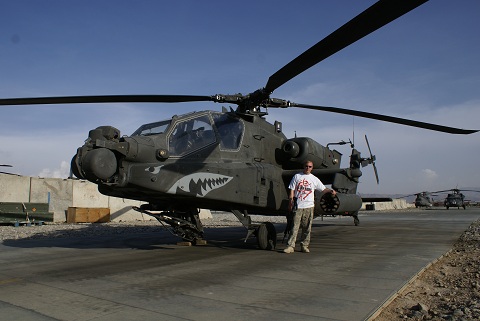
{"left": 352, "top": 212, "right": 360, "bottom": 226}
{"left": 257, "top": 222, "right": 277, "bottom": 250}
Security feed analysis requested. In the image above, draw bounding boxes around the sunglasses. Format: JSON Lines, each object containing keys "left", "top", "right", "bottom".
{"left": 305, "top": 165, "right": 313, "bottom": 168}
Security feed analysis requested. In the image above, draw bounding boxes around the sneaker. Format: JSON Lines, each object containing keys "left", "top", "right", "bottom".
{"left": 301, "top": 246, "right": 310, "bottom": 253}
{"left": 283, "top": 246, "right": 294, "bottom": 254}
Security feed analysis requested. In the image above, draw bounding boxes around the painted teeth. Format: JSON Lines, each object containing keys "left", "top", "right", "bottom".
{"left": 168, "top": 173, "right": 233, "bottom": 197}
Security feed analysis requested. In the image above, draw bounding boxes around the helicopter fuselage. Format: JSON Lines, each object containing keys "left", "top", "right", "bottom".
{"left": 72, "top": 109, "right": 363, "bottom": 216}
{"left": 414, "top": 193, "right": 434, "bottom": 208}
{"left": 444, "top": 193, "right": 466, "bottom": 209}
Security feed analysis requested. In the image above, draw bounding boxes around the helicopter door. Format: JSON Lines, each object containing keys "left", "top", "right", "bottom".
{"left": 251, "top": 163, "right": 284, "bottom": 210}
{"left": 212, "top": 113, "right": 244, "bottom": 151}
{"left": 252, "top": 163, "right": 267, "bottom": 206}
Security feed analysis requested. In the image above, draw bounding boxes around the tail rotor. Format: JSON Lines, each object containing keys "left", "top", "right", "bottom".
{"left": 363, "top": 135, "right": 379, "bottom": 184}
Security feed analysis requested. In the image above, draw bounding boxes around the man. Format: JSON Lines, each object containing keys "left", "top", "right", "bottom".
{"left": 283, "top": 160, "right": 336, "bottom": 254}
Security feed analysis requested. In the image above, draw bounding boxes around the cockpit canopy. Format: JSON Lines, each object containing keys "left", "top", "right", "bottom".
{"left": 131, "top": 111, "right": 244, "bottom": 156}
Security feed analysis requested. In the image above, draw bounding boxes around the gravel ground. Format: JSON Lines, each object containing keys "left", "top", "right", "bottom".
{"left": 1, "top": 213, "right": 479, "bottom": 320}
{"left": 373, "top": 218, "right": 480, "bottom": 320}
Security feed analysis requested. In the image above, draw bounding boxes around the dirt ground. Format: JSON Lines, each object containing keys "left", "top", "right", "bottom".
{"left": 373, "top": 219, "right": 480, "bottom": 320}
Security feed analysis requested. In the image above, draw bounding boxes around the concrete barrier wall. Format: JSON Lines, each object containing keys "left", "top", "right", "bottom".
{"left": 31, "top": 178, "right": 72, "bottom": 216}
{"left": 0, "top": 174, "right": 151, "bottom": 222}
{"left": 0, "top": 175, "right": 30, "bottom": 202}
{"left": 72, "top": 179, "right": 109, "bottom": 208}
{"left": 361, "top": 198, "right": 413, "bottom": 210}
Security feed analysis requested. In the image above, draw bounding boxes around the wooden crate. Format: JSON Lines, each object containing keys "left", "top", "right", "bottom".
{"left": 67, "top": 207, "right": 110, "bottom": 223}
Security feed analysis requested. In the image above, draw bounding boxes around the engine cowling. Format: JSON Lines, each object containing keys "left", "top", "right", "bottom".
{"left": 279, "top": 137, "right": 341, "bottom": 170}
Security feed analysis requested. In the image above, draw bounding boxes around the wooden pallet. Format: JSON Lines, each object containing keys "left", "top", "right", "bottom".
{"left": 0, "top": 221, "right": 44, "bottom": 227}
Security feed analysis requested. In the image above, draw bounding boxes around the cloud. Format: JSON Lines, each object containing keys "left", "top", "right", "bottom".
{"left": 38, "top": 160, "right": 70, "bottom": 178}
{"left": 421, "top": 169, "right": 438, "bottom": 180}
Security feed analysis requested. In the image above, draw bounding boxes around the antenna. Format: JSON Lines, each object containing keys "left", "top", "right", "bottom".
{"left": 352, "top": 116, "right": 355, "bottom": 146}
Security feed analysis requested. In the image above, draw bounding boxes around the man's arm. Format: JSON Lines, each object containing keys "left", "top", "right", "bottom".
{"left": 288, "top": 189, "right": 295, "bottom": 212}
{"left": 323, "top": 187, "right": 337, "bottom": 196}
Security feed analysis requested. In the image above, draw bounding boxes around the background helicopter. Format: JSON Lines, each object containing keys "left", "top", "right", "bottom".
{"left": 1, "top": 0, "right": 479, "bottom": 249}
{"left": 400, "top": 191, "right": 438, "bottom": 208}
{"left": 434, "top": 188, "right": 480, "bottom": 210}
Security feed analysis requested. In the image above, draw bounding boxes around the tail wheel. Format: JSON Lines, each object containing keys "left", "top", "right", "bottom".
{"left": 257, "top": 222, "right": 277, "bottom": 250}
{"left": 353, "top": 212, "right": 360, "bottom": 226}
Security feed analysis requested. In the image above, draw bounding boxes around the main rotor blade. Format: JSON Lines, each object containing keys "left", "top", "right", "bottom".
{"left": 285, "top": 102, "right": 478, "bottom": 135}
{"left": 432, "top": 190, "right": 453, "bottom": 194}
{"left": 0, "top": 95, "right": 214, "bottom": 106}
{"left": 399, "top": 193, "right": 418, "bottom": 198}
{"left": 0, "top": 171, "right": 17, "bottom": 175}
{"left": 264, "top": 0, "right": 428, "bottom": 94}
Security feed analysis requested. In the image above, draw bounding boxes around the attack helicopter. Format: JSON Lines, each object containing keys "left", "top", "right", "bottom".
{"left": 0, "top": 0, "right": 478, "bottom": 250}
{"left": 435, "top": 188, "right": 480, "bottom": 210}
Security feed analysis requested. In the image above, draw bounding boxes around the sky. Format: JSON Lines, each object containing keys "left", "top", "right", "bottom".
{"left": 1, "top": 0, "right": 479, "bottom": 196}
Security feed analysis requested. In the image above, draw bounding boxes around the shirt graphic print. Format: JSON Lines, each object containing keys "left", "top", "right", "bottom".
{"left": 288, "top": 173, "right": 326, "bottom": 209}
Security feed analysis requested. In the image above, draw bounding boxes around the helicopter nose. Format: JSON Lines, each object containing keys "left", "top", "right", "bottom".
{"left": 82, "top": 148, "right": 117, "bottom": 180}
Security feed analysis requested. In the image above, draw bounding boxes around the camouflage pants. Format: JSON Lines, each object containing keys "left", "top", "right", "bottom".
{"left": 286, "top": 207, "right": 314, "bottom": 248}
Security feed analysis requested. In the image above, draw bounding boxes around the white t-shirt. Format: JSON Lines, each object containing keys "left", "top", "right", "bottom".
{"left": 288, "top": 173, "right": 327, "bottom": 209}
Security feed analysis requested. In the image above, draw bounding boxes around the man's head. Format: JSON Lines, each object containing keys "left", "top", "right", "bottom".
{"left": 303, "top": 161, "right": 313, "bottom": 174}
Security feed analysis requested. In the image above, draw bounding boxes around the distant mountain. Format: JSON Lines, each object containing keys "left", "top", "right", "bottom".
{"left": 358, "top": 193, "right": 406, "bottom": 201}
{"left": 359, "top": 188, "right": 480, "bottom": 203}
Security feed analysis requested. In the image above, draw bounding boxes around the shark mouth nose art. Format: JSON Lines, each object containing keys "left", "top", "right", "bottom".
{"left": 168, "top": 173, "right": 233, "bottom": 197}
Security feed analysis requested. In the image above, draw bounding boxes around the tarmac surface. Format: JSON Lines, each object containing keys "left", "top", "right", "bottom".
{"left": 0, "top": 209, "right": 479, "bottom": 321}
